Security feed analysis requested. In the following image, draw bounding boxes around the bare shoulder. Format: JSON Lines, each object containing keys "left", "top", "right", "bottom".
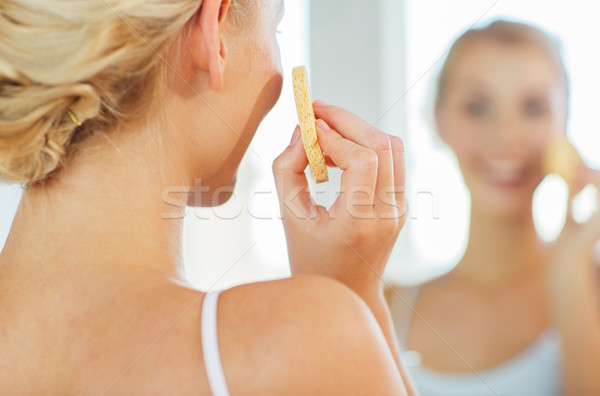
{"left": 219, "top": 275, "right": 406, "bottom": 395}
{"left": 65, "top": 275, "right": 405, "bottom": 394}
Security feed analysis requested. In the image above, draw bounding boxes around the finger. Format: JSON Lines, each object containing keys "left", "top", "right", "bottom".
{"left": 570, "top": 164, "right": 595, "bottom": 195}
{"left": 566, "top": 167, "right": 600, "bottom": 226}
{"left": 576, "top": 201, "right": 600, "bottom": 248}
{"left": 314, "top": 106, "right": 394, "bottom": 215}
{"left": 314, "top": 101, "right": 375, "bottom": 143}
{"left": 389, "top": 136, "right": 407, "bottom": 218}
{"left": 272, "top": 126, "right": 315, "bottom": 219}
{"left": 587, "top": 205, "right": 600, "bottom": 236}
{"left": 372, "top": 136, "right": 396, "bottom": 216}
{"left": 583, "top": 168, "right": 600, "bottom": 189}
{"left": 323, "top": 154, "right": 336, "bottom": 168}
{"left": 316, "top": 125, "right": 377, "bottom": 218}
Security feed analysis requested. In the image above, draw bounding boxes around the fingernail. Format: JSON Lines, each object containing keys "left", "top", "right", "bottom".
{"left": 313, "top": 100, "right": 328, "bottom": 108}
{"left": 289, "top": 126, "right": 300, "bottom": 147}
{"left": 316, "top": 119, "right": 331, "bottom": 130}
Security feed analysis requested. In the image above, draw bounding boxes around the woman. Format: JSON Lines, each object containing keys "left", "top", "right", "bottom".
{"left": 0, "top": 0, "right": 415, "bottom": 394}
{"left": 388, "top": 20, "right": 600, "bottom": 395}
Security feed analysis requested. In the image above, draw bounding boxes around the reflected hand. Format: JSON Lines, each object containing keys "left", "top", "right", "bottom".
{"left": 547, "top": 165, "right": 600, "bottom": 298}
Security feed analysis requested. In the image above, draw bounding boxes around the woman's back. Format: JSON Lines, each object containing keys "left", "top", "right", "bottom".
{"left": 0, "top": 261, "right": 210, "bottom": 394}
{"left": 0, "top": 261, "right": 406, "bottom": 395}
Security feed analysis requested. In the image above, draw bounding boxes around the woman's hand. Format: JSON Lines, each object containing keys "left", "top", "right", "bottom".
{"left": 273, "top": 101, "right": 406, "bottom": 299}
{"left": 547, "top": 166, "right": 600, "bottom": 299}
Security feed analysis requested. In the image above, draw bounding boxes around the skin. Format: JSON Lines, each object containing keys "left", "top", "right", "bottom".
{"left": 390, "top": 37, "right": 600, "bottom": 394}
{"left": 0, "top": 0, "right": 415, "bottom": 394}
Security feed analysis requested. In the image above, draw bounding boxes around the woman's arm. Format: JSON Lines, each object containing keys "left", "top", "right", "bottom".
{"left": 551, "top": 269, "right": 600, "bottom": 395}
{"left": 363, "top": 288, "right": 418, "bottom": 395}
{"left": 547, "top": 169, "right": 600, "bottom": 395}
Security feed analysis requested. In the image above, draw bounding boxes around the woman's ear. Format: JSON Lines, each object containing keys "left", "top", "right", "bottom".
{"left": 191, "top": 0, "right": 232, "bottom": 91}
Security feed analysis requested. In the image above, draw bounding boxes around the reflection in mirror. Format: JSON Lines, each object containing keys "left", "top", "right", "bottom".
{"left": 386, "top": 10, "right": 600, "bottom": 396}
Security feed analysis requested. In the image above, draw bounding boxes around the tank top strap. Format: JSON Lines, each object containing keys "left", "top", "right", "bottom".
{"left": 201, "top": 289, "right": 231, "bottom": 396}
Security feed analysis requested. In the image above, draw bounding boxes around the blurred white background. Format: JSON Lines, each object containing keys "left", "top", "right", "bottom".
{"left": 1, "top": 0, "right": 599, "bottom": 289}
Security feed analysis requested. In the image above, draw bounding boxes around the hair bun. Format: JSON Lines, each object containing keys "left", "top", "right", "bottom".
{"left": 0, "top": 81, "right": 101, "bottom": 184}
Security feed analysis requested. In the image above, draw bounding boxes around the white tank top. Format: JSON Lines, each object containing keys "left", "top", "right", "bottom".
{"left": 395, "top": 287, "right": 564, "bottom": 396}
{"left": 202, "top": 290, "right": 231, "bottom": 396}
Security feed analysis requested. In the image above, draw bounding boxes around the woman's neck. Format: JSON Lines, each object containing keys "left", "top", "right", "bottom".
{"left": 452, "top": 202, "right": 546, "bottom": 288}
{"left": 0, "top": 123, "right": 191, "bottom": 282}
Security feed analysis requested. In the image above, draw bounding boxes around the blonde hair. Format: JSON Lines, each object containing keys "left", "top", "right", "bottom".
{"left": 0, "top": 0, "right": 241, "bottom": 186}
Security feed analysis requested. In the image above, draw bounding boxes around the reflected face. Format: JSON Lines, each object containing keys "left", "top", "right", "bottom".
{"left": 437, "top": 38, "right": 568, "bottom": 216}
{"left": 188, "top": 0, "right": 285, "bottom": 206}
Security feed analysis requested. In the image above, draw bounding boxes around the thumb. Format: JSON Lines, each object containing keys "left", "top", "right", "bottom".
{"left": 272, "top": 126, "right": 314, "bottom": 220}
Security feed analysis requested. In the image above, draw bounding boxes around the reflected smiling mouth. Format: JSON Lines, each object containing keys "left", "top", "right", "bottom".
{"left": 484, "top": 159, "right": 529, "bottom": 186}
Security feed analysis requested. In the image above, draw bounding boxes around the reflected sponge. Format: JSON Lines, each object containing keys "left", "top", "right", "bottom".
{"left": 543, "top": 138, "right": 582, "bottom": 190}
